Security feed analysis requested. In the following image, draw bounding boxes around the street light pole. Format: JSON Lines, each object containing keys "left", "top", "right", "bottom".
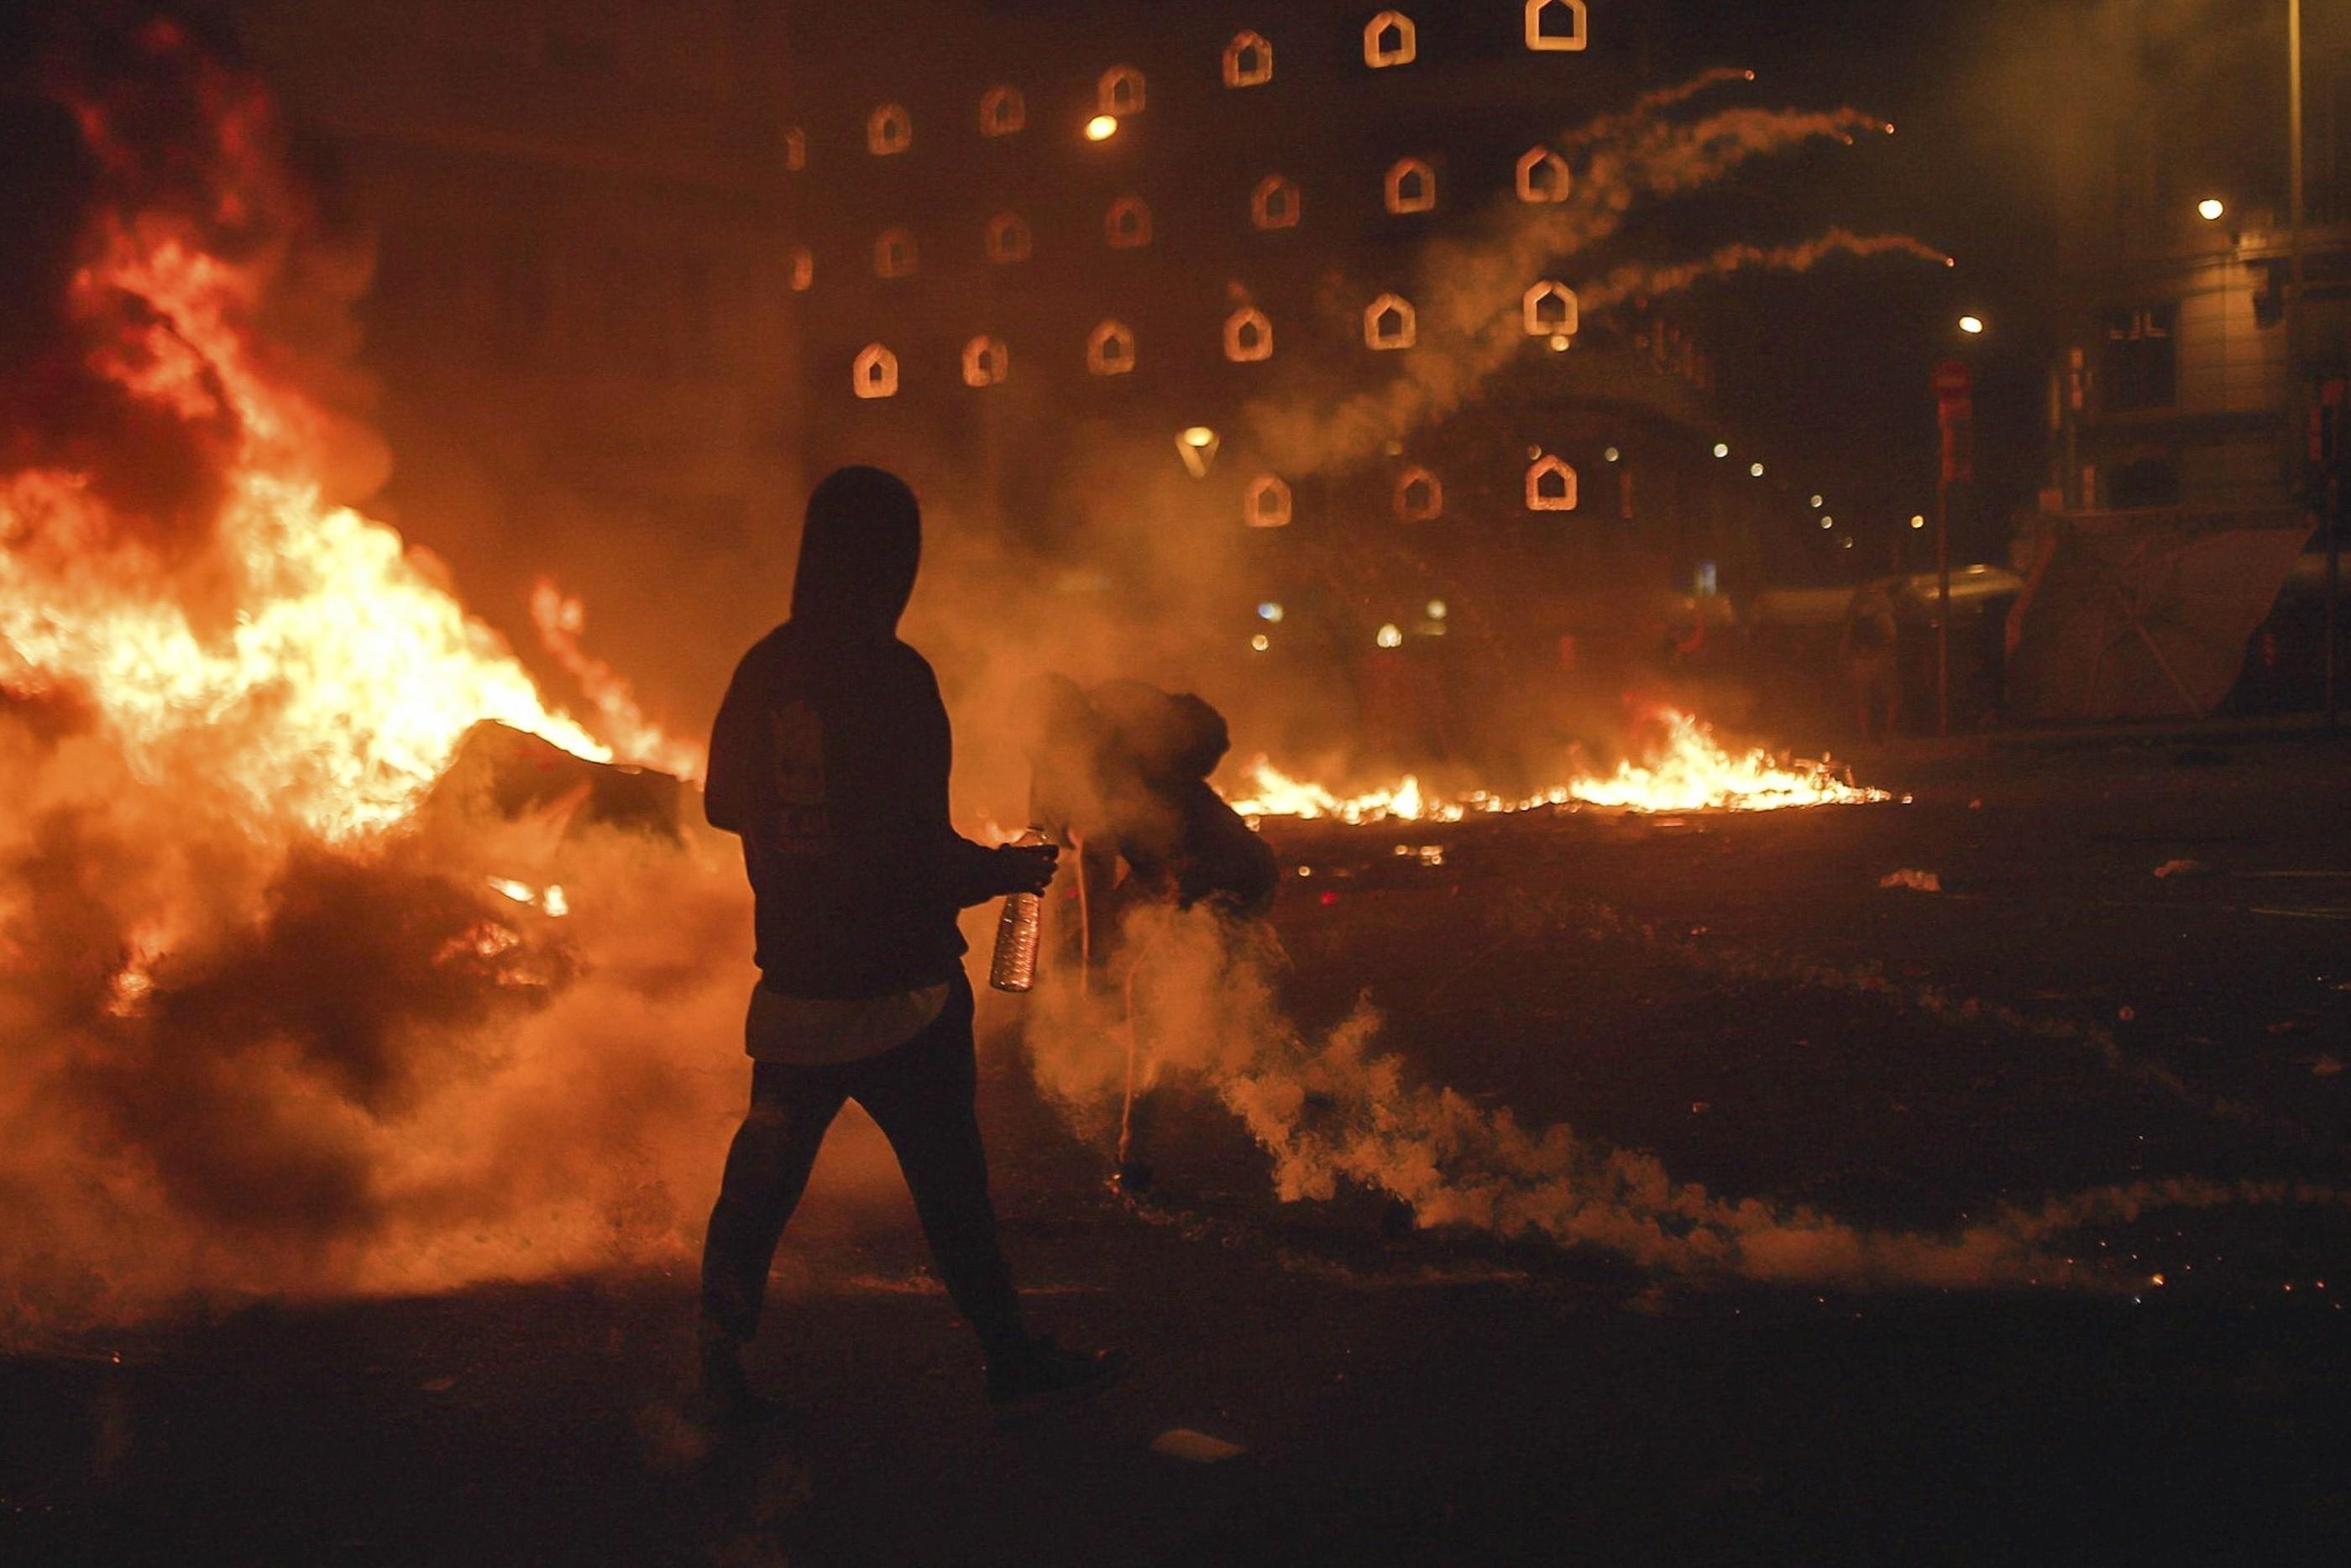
{"left": 2288, "top": 0, "right": 2338, "bottom": 724}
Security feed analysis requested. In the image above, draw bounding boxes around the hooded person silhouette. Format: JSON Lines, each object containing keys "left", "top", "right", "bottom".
{"left": 696, "top": 467, "right": 1126, "bottom": 1426}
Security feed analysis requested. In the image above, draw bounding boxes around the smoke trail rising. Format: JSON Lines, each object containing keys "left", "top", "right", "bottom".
{"left": 1578, "top": 230, "right": 1955, "bottom": 312}
{"left": 1244, "top": 90, "right": 1935, "bottom": 477}
{"left": 1025, "top": 906, "right": 2345, "bottom": 1293}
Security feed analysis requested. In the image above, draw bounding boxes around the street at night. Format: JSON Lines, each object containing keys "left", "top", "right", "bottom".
{"left": 9, "top": 731, "right": 2349, "bottom": 1565}
{"left": 7, "top": 1, "right": 2351, "bottom": 1564}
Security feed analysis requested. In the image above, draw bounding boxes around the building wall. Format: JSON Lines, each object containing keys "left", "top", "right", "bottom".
{"left": 775, "top": 0, "right": 1775, "bottom": 682}
{"left": 232, "top": 0, "right": 804, "bottom": 725}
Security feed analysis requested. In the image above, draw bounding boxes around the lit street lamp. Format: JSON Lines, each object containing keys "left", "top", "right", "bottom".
{"left": 2198, "top": 197, "right": 2227, "bottom": 222}
{"left": 1958, "top": 315, "right": 1986, "bottom": 336}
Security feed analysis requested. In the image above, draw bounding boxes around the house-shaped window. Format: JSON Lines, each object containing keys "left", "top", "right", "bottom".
{"left": 1225, "top": 307, "right": 1273, "bottom": 363}
{"left": 1526, "top": 455, "right": 1579, "bottom": 511}
{"left": 962, "top": 335, "right": 1009, "bottom": 387}
{"left": 1246, "top": 474, "right": 1293, "bottom": 528}
{"left": 1251, "top": 175, "right": 1300, "bottom": 230}
{"left": 980, "top": 86, "right": 1025, "bottom": 137}
{"left": 875, "top": 228, "right": 918, "bottom": 279}
{"left": 1385, "top": 157, "right": 1436, "bottom": 214}
{"left": 1522, "top": 280, "right": 1579, "bottom": 337}
{"left": 1087, "top": 320, "right": 1136, "bottom": 375}
{"left": 1106, "top": 196, "right": 1152, "bottom": 248}
{"left": 1364, "top": 11, "right": 1416, "bottom": 68}
{"left": 1224, "top": 30, "right": 1273, "bottom": 87}
{"left": 985, "top": 212, "right": 1032, "bottom": 264}
{"left": 783, "top": 127, "right": 806, "bottom": 170}
{"left": 788, "top": 246, "right": 813, "bottom": 292}
{"left": 867, "top": 103, "right": 912, "bottom": 155}
{"left": 1516, "top": 146, "right": 1571, "bottom": 203}
{"left": 1526, "top": 0, "right": 1589, "bottom": 51}
{"left": 853, "top": 343, "right": 898, "bottom": 399}
{"left": 1099, "top": 65, "right": 1145, "bottom": 116}
{"left": 1364, "top": 293, "right": 1416, "bottom": 350}
{"left": 1395, "top": 467, "right": 1443, "bottom": 521}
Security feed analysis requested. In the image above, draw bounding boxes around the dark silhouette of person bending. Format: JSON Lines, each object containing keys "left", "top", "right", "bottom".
{"left": 695, "top": 467, "right": 1125, "bottom": 1426}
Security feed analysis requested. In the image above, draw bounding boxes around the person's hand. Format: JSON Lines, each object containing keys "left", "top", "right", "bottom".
{"left": 994, "top": 842, "right": 1059, "bottom": 896}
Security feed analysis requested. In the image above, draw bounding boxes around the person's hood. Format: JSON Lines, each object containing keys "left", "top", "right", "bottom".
{"left": 789, "top": 466, "right": 921, "bottom": 641}
{"left": 1090, "top": 680, "right": 1231, "bottom": 781}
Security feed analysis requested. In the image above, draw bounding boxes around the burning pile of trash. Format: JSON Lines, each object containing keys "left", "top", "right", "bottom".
{"left": 0, "top": 15, "right": 738, "bottom": 1338}
{"left": 1227, "top": 709, "right": 1893, "bottom": 825}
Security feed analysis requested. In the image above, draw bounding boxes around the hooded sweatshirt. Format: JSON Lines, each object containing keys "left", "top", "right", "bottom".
{"left": 704, "top": 468, "right": 1005, "bottom": 999}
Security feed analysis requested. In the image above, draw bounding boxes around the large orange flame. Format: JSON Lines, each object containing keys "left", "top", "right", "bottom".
{"left": 1, "top": 69, "right": 662, "bottom": 842}
{"left": 1227, "top": 709, "right": 1893, "bottom": 824}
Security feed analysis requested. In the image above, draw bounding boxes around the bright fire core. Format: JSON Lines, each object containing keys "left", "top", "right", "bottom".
{"left": 1227, "top": 710, "right": 1893, "bottom": 824}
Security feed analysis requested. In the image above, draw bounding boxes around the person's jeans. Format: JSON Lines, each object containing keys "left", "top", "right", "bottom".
{"left": 699, "top": 971, "right": 1025, "bottom": 1362}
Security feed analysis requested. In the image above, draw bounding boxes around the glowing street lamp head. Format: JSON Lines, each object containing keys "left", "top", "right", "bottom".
{"left": 1909, "top": 514, "right": 1927, "bottom": 530}
{"left": 1712, "top": 442, "right": 1730, "bottom": 459}
{"left": 1958, "top": 315, "right": 1986, "bottom": 336}
{"left": 2198, "top": 197, "right": 2226, "bottom": 222}
{"left": 1182, "top": 426, "right": 1216, "bottom": 448}
{"left": 1820, "top": 516, "right": 1835, "bottom": 530}
{"left": 1086, "top": 114, "right": 1119, "bottom": 142}
{"left": 1375, "top": 623, "right": 1404, "bottom": 649}
{"left": 1810, "top": 494, "right": 1825, "bottom": 509}
{"left": 1749, "top": 462, "right": 1766, "bottom": 478}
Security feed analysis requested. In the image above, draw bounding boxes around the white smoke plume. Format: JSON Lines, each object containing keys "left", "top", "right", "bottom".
{"left": 1018, "top": 903, "right": 2343, "bottom": 1294}
{"left": 1244, "top": 89, "right": 1940, "bottom": 477}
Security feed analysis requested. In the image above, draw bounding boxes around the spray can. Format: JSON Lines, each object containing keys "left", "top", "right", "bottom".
{"left": 988, "top": 827, "right": 1049, "bottom": 993}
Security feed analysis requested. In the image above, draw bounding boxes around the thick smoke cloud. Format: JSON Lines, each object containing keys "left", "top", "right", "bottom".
{"left": 0, "top": 9, "right": 2161, "bottom": 1345}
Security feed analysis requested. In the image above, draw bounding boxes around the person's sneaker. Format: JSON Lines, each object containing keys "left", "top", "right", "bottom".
{"left": 986, "top": 1336, "right": 1129, "bottom": 1419}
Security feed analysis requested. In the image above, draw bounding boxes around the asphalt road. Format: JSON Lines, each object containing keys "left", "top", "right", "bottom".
{"left": 6, "top": 734, "right": 2348, "bottom": 1565}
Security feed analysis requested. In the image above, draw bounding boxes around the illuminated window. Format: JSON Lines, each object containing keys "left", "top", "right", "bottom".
{"left": 1224, "top": 30, "right": 1273, "bottom": 87}
{"left": 783, "top": 127, "right": 806, "bottom": 170}
{"left": 1087, "top": 319, "right": 1136, "bottom": 375}
{"left": 1516, "top": 146, "right": 1571, "bottom": 203}
{"left": 1395, "top": 467, "right": 1443, "bottom": 521}
{"left": 1106, "top": 196, "right": 1152, "bottom": 248}
{"left": 1246, "top": 474, "right": 1293, "bottom": 528}
{"left": 1364, "top": 11, "right": 1416, "bottom": 67}
{"left": 788, "top": 246, "right": 813, "bottom": 292}
{"left": 852, "top": 343, "right": 898, "bottom": 399}
{"left": 874, "top": 227, "right": 917, "bottom": 279}
{"left": 1522, "top": 280, "right": 1579, "bottom": 337}
{"left": 1526, "top": 454, "right": 1579, "bottom": 511}
{"left": 1251, "top": 175, "right": 1300, "bottom": 230}
{"left": 1225, "top": 306, "right": 1272, "bottom": 363}
{"left": 1099, "top": 65, "right": 1145, "bottom": 116}
{"left": 1385, "top": 157, "right": 1436, "bottom": 214}
{"left": 962, "top": 335, "right": 1008, "bottom": 387}
{"left": 1364, "top": 293, "right": 1416, "bottom": 351}
{"left": 985, "top": 212, "right": 1032, "bottom": 264}
{"left": 1525, "top": 0, "right": 1589, "bottom": 50}
{"left": 980, "top": 86, "right": 1025, "bottom": 138}
{"left": 867, "top": 103, "right": 912, "bottom": 155}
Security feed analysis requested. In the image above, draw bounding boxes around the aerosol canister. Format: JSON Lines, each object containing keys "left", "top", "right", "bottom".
{"left": 988, "top": 827, "right": 1049, "bottom": 993}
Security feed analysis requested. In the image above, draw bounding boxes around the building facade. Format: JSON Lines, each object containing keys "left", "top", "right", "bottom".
{"left": 2023, "top": 5, "right": 2347, "bottom": 716}
{"left": 777, "top": 0, "right": 1780, "bottom": 732}
{"left": 234, "top": 0, "right": 804, "bottom": 719}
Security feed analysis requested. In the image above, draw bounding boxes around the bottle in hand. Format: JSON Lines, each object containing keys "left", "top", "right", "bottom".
{"left": 989, "top": 827, "right": 1049, "bottom": 993}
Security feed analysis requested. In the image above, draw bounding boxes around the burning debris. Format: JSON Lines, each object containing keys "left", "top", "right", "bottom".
{"left": 1227, "top": 709, "right": 1892, "bottom": 825}
{"left": 0, "top": 11, "right": 740, "bottom": 1339}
